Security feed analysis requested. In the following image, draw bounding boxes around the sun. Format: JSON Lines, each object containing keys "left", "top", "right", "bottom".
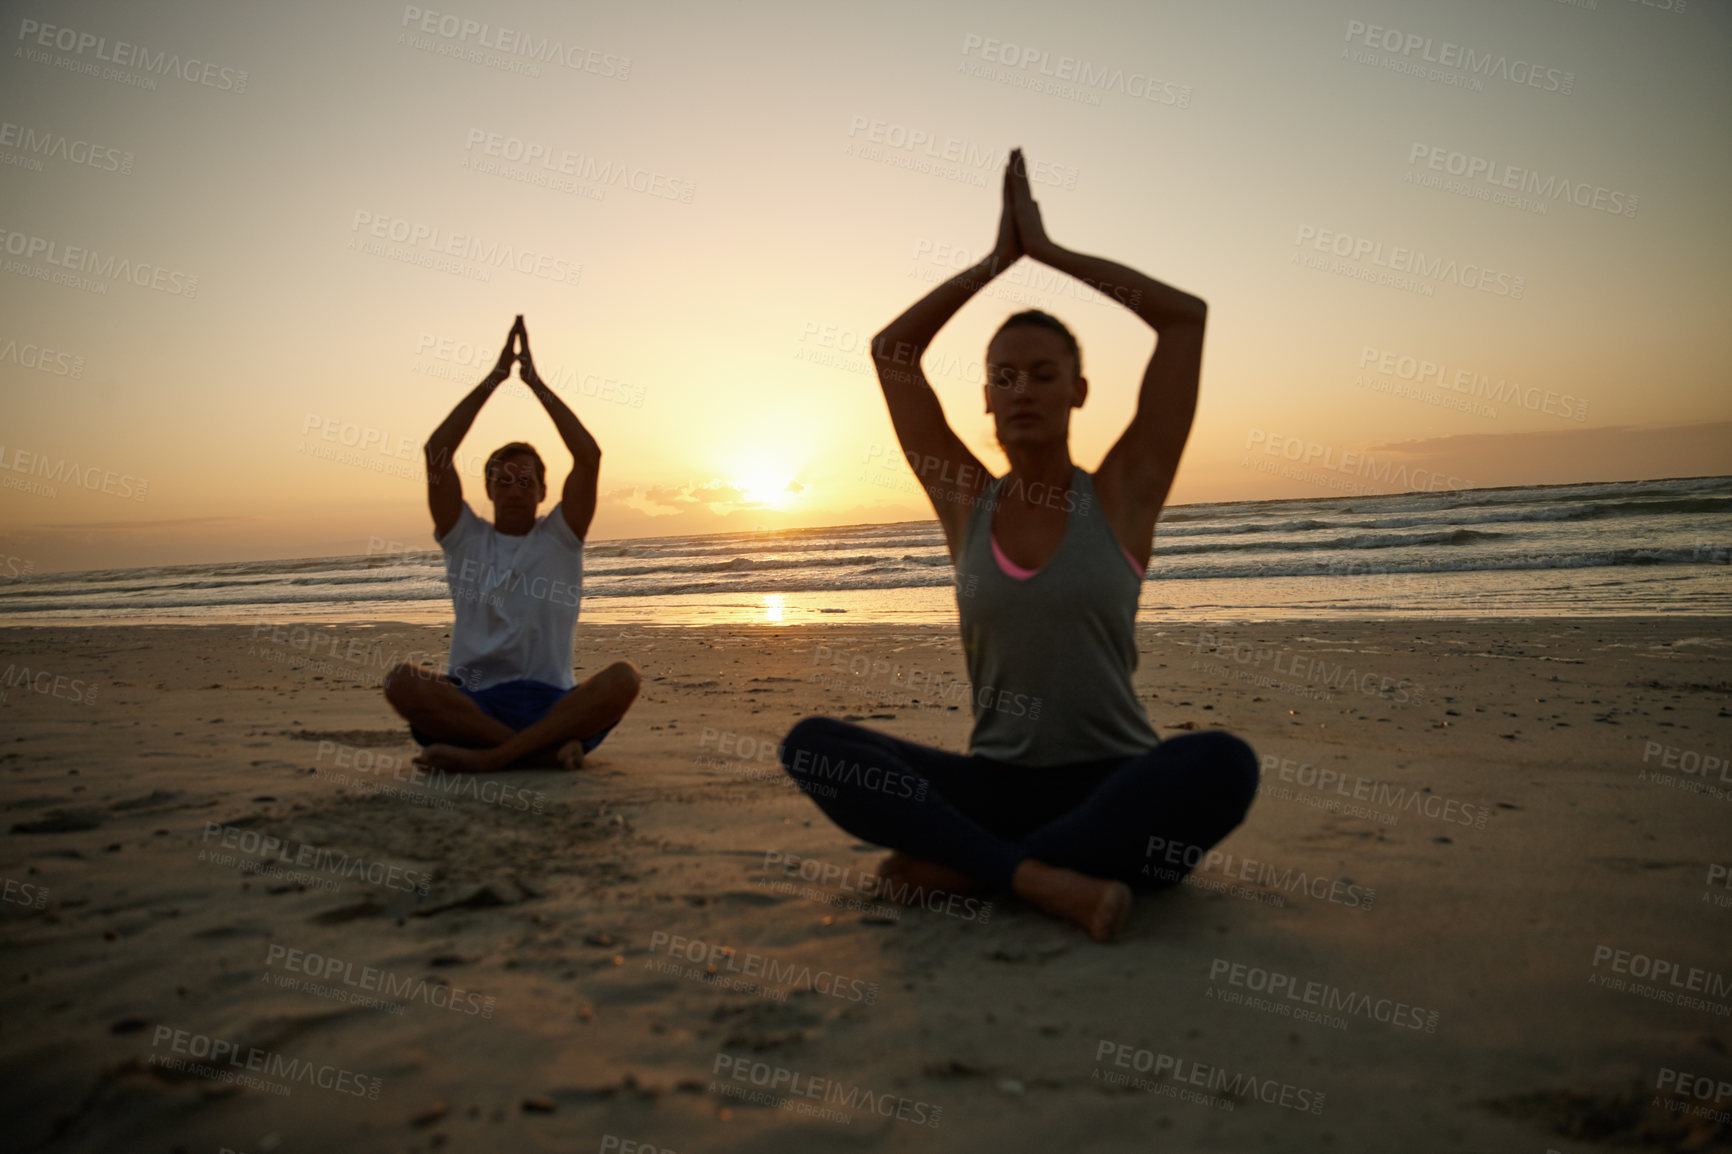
{"left": 732, "top": 458, "right": 805, "bottom": 509}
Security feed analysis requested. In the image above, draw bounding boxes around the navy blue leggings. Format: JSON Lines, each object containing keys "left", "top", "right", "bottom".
{"left": 778, "top": 717, "right": 1260, "bottom": 893}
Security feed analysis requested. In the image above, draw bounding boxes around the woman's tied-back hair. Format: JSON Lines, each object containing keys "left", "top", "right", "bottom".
{"left": 992, "top": 309, "right": 1082, "bottom": 378}
{"left": 486, "top": 442, "right": 546, "bottom": 487}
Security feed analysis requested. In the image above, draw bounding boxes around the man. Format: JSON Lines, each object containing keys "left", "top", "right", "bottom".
{"left": 384, "top": 316, "right": 639, "bottom": 772}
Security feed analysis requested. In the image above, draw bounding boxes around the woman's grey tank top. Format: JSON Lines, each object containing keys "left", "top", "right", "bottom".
{"left": 955, "top": 466, "right": 1160, "bottom": 766}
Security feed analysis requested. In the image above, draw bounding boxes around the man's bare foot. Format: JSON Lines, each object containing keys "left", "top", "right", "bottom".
{"left": 1011, "top": 859, "right": 1133, "bottom": 942}
{"left": 514, "top": 740, "right": 584, "bottom": 770}
{"left": 419, "top": 739, "right": 590, "bottom": 773}
{"left": 413, "top": 744, "right": 506, "bottom": 773}
{"left": 875, "top": 853, "right": 984, "bottom": 903}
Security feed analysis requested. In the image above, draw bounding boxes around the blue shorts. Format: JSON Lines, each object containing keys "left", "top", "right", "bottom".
{"left": 409, "top": 676, "right": 616, "bottom": 753}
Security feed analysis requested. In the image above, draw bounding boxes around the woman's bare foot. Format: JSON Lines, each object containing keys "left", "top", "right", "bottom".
{"left": 1011, "top": 859, "right": 1133, "bottom": 942}
{"left": 413, "top": 743, "right": 506, "bottom": 773}
{"left": 876, "top": 852, "right": 984, "bottom": 902}
{"left": 557, "top": 739, "right": 586, "bottom": 771}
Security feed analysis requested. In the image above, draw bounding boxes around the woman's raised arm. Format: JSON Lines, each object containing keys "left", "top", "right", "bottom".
{"left": 1007, "top": 155, "right": 1206, "bottom": 563}
{"left": 872, "top": 157, "right": 1024, "bottom": 558}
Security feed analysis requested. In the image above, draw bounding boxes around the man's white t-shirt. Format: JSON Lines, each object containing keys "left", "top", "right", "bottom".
{"left": 436, "top": 499, "right": 584, "bottom": 692}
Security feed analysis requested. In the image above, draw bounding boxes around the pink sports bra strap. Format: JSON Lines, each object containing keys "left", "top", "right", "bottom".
{"left": 991, "top": 533, "right": 1145, "bottom": 580}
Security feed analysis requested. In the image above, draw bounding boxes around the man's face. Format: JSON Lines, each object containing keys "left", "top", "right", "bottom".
{"left": 485, "top": 453, "right": 546, "bottom": 519}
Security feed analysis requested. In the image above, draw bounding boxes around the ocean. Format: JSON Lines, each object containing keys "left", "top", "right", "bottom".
{"left": 1, "top": 476, "right": 1726, "bottom": 627}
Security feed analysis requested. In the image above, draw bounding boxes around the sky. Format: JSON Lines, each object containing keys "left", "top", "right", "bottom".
{"left": 1, "top": 0, "right": 1728, "bottom": 572}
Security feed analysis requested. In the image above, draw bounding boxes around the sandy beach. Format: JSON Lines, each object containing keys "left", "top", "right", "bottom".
{"left": 1, "top": 616, "right": 1729, "bottom": 1152}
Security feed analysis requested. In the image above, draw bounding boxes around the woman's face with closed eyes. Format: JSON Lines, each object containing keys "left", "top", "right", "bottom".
{"left": 984, "top": 325, "right": 1086, "bottom": 451}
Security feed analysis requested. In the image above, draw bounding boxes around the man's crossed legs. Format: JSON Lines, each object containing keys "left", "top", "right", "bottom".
{"left": 384, "top": 660, "right": 640, "bottom": 772}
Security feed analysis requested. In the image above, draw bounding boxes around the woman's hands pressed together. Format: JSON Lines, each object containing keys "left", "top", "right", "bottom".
{"left": 1005, "top": 147, "right": 1055, "bottom": 264}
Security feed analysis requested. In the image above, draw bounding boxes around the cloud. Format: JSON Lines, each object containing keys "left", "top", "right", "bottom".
{"left": 1360, "top": 421, "right": 1732, "bottom": 486}
{"left": 618, "top": 480, "right": 763, "bottom": 515}
{"left": 12, "top": 516, "right": 260, "bottom": 533}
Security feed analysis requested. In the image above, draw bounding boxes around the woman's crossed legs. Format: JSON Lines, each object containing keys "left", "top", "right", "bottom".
{"left": 778, "top": 717, "right": 1259, "bottom": 939}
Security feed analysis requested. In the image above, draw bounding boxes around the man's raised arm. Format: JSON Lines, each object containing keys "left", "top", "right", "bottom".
{"left": 515, "top": 320, "right": 601, "bottom": 542}
{"left": 425, "top": 320, "right": 518, "bottom": 541}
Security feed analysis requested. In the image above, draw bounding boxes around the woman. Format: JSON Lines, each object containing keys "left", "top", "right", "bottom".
{"left": 779, "top": 150, "right": 1259, "bottom": 941}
